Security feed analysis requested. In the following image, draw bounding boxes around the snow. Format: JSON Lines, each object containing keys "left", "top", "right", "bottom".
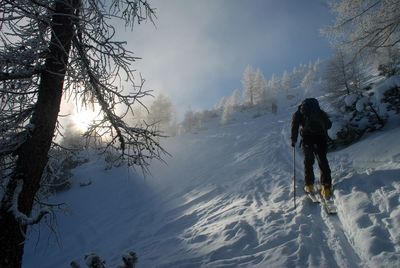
{"left": 9, "top": 180, "right": 50, "bottom": 226}
{"left": 345, "top": 94, "right": 358, "bottom": 107}
{"left": 22, "top": 102, "right": 400, "bottom": 268}
{"left": 329, "top": 124, "right": 400, "bottom": 267}
{"left": 328, "top": 119, "right": 344, "bottom": 140}
{"left": 373, "top": 75, "right": 400, "bottom": 99}
{"left": 355, "top": 97, "right": 366, "bottom": 112}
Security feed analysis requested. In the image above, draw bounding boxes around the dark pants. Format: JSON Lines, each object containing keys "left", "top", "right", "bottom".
{"left": 302, "top": 135, "right": 331, "bottom": 187}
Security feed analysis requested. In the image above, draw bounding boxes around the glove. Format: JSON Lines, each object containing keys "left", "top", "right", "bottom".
{"left": 291, "top": 141, "right": 296, "bottom": 147}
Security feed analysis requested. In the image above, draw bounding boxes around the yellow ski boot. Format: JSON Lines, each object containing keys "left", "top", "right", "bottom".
{"left": 321, "top": 185, "right": 332, "bottom": 200}
{"left": 304, "top": 184, "right": 314, "bottom": 194}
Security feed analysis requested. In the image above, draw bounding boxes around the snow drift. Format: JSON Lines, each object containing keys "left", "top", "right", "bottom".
{"left": 22, "top": 102, "right": 400, "bottom": 267}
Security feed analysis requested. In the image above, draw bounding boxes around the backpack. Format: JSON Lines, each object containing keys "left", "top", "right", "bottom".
{"left": 300, "top": 98, "right": 327, "bottom": 135}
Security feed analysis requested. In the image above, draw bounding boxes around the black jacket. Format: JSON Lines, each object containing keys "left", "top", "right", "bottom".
{"left": 291, "top": 107, "right": 332, "bottom": 144}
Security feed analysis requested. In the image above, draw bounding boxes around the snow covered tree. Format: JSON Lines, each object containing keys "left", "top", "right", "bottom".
{"left": 269, "top": 73, "right": 280, "bottom": 93}
{"left": 301, "top": 69, "right": 316, "bottom": 93}
{"left": 290, "top": 64, "right": 308, "bottom": 87}
{"left": 147, "top": 94, "right": 176, "bottom": 134}
{"left": 228, "top": 89, "right": 242, "bottom": 108}
{"left": 324, "top": 49, "right": 364, "bottom": 105}
{"left": 281, "top": 70, "right": 291, "bottom": 95}
{"left": 221, "top": 89, "right": 241, "bottom": 125}
{"left": 147, "top": 94, "right": 173, "bottom": 125}
{"left": 130, "top": 105, "right": 148, "bottom": 126}
{"left": 180, "top": 109, "right": 214, "bottom": 133}
{"left": 221, "top": 102, "right": 234, "bottom": 125}
{"left": 241, "top": 66, "right": 273, "bottom": 108}
{"left": 313, "top": 58, "right": 322, "bottom": 73}
{"left": 215, "top": 96, "right": 227, "bottom": 111}
{"left": 242, "top": 65, "right": 256, "bottom": 107}
{"left": 267, "top": 74, "right": 280, "bottom": 111}
{"left": 324, "top": 49, "right": 386, "bottom": 144}
{"left": 253, "top": 69, "right": 268, "bottom": 105}
{"left": 374, "top": 46, "right": 400, "bottom": 77}
{"left": 61, "top": 124, "right": 87, "bottom": 150}
{"left": 0, "top": 1, "right": 164, "bottom": 267}
{"left": 324, "top": 0, "right": 400, "bottom": 59}
{"left": 182, "top": 109, "right": 195, "bottom": 133}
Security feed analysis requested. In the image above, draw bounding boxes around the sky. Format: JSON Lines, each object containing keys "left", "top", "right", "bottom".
{"left": 124, "top": 0, "right": 335, "bottom": 116}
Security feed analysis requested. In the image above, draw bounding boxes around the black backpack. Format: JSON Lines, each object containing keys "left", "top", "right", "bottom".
{"left": 300, "top": 98, "right": 326, "bottom": 135}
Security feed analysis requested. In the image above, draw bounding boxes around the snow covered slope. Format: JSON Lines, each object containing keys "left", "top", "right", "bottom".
{"left": 23, "top": 105, "right": 400, "bottom": 268}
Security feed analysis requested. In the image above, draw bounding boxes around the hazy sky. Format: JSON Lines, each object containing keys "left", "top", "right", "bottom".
{"left": 126, "top": 0, "right": 334, "bottom": 115}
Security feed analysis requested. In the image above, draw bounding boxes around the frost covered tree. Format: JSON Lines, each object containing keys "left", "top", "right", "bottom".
{"left": 242, "top": 65, "right": 256, "bottom": 107}
{"left": 0, "top": 1, "right": 164, "bottom": 267}
{"left": 374, "top": 46, "right": 400, "bottom": 77}
{"left": 267, "top": 74, "right": 280, "bottom": 109}
{"left": 61, "top": 124, "right": 87, "bottom": 150}
{"left": 291, "top": 64, "right": 308, "bottom": 86}
{"left": 147, "top": 94, "right": 175, "bottom": 134}
{"left": 324, "top": 49, "right": 385, "bottom": 142}
{"left": 130, "top": 105, "right": 148, "bottom": 126}
{"left": 181, "top": 109, "right": 195, "bottom": 133}
{"left": 268, "top": 73, "right": 280, "bottom": 93}
{"left": 324, "top": 49, "right": 364, "bottom": 103}
{"left": 215, "top": 96, "right": 227, "bottom": 110}
{"left": 253, "top": 69, "right": 268, "bottom": 105}
{"left": 301, "top": 69, "right": 316, "bottom": 93}
{"left": 324, "top": 0, "right": 400, "bottom": 58}
{"left": 180, "top": 109, "right": 214, "bottom": 133}
{"left": 281, "top": 70, "right": 291, "bottom": 95}
{"left": 242, "top": 65, "right": 272, "bottom": 108}
{"left": 221, "top": 89, "right": 241, "bottom": 125}
{"left": 228, "top": 89, "right": 242, "bottom": 108}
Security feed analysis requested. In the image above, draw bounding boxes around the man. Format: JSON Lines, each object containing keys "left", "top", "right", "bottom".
{"left": 291, "top": 98, "right": 333, "bottom": 199}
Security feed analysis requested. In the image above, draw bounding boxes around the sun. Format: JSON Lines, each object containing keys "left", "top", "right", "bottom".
{"left": 71, "top": 108, "right": 100, "bottom": 132}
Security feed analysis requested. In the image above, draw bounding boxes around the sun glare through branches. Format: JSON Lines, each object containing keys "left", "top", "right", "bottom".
{"left": 71, "top": 107, "right": 101, "bottom": 133}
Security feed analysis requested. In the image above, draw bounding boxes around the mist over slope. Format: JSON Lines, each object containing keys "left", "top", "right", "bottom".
{"left": 23, "top": 93, "right": 400, "bottom": 267}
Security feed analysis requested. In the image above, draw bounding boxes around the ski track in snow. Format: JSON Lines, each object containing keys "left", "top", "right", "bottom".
{"left": 23, "top": 106, "right": 400, "bottom": 268}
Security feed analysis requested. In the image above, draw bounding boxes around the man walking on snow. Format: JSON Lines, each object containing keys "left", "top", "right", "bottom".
{"left": 290, "top": 98, "right": 333, "bottom": 199}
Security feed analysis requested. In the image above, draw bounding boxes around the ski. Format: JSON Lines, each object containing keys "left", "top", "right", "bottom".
{"left": 318, "top": 194, "right": 337, "bottom": 214}
{"left": 304, "top": 186, "right": 337, "bottom": 214}
{"left": 305, "top": 192, "right": 319, "bottom": 203}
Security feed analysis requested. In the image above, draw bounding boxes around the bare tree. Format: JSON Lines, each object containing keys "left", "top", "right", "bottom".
{"left": 323, "top": 0, "right": 400, "bottom": 58}
{"left": 324, "top": 49, "right": 385, "bottom": 128}
{"left": 324, "top": 49, "right": 364, "bottom": 108}
{"left": 0, "top": 0, "right": 164, "bottom": 267}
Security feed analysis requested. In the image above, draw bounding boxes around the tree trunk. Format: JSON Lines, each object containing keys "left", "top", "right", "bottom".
{"left": 0, "top": 1, "right": 78, "bottom": 267}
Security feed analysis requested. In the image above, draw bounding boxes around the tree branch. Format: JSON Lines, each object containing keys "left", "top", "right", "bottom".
{"left": 0, "top": 67, "right": 44, "bottom": 82}
{"left": 335, "top": 0, "right": 382, "bottom": 28}
{"left": 8, "top": 180, "right": 50, "bottom": 226}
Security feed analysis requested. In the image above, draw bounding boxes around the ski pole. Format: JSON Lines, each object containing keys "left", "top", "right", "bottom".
{"left": 293, "top": 146, "right": 296, "bottom": 209}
